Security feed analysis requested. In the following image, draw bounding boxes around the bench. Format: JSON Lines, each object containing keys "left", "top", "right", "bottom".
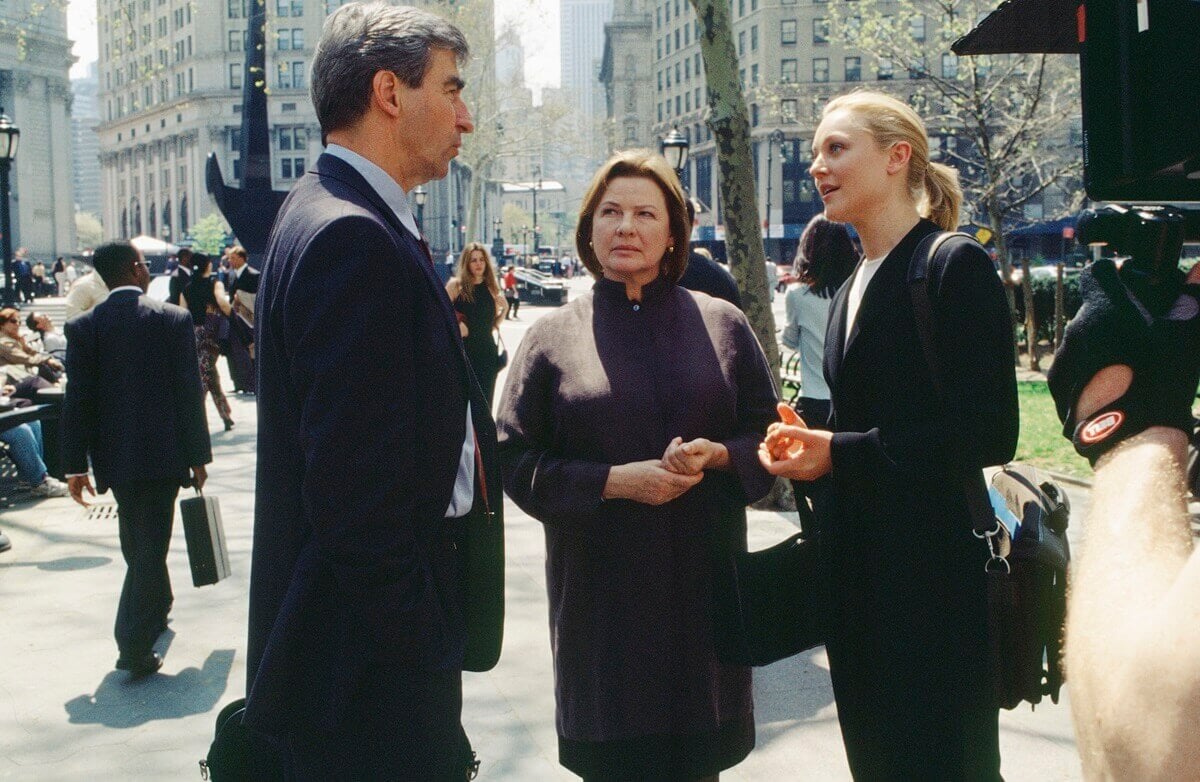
{"left": 780, "top": 350, "right": 803, "bottom": 407}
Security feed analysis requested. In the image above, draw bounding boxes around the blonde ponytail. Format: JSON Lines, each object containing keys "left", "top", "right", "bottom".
{"left": 922, "top": 162, "right": 962, "bottom": 232}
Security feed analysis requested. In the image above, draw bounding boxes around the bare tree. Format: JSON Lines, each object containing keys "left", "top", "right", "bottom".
{"left": 827, "top": 0, "right": 1084, "bottom": 368}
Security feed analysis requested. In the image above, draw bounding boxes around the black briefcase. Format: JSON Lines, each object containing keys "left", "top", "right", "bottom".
{"left": 181, "top": 490, "right": 231, "bottom": 587}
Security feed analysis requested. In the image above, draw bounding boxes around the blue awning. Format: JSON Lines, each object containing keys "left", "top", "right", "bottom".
{"left": 1008, "top": 216, "right": 1078, "bottom": 237}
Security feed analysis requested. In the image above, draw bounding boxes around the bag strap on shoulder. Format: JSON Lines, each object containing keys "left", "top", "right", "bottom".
{"left": 907, "top": 230, "right": 998, "bottom": 538}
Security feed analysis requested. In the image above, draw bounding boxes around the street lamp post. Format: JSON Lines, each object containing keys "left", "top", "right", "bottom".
{"left": 413, "top": 185, "right": 427, "bottom": 234}
{"left": 491, "top": 217, "right": 504, "bottom": 261}
{"left": 0, "top": 112, "right": 19, "bottom": 307}
{"left": 766, "top": 129, "right": 784, "bottom": 263}
{"left": 530, "top": 167, "right": 542, "bottom": 257}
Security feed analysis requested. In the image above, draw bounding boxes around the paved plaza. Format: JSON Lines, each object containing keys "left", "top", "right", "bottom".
{"left": 0, "top": 279, "right": 1086, "bottom": 780}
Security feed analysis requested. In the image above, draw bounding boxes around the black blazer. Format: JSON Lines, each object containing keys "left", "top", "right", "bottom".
{"left": 167, "top": 266, "right": 192, "bottom": 307}
{"left": 62, "top": 289, "right": 212, "bottom": 492}
{"left": 819, "top": 219, "right": 1018, "bottom": 771}
{"left": 228, "top": 264, "right": 260, "bottom": 298}
{"left": 245, "top": 153, "right": 502, "bottom": 737}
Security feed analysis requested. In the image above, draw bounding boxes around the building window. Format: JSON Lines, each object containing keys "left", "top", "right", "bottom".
{"left": 278, "top": 126, "right": 307, "bottom": 151}
{"left": 942, "top": 53, "right": 958, "bottom": 78}
{"left": 877, "top": 58, "right": 894, "bottom": 80}
{"left": 227, "top": 0, "right": 246, "bottom": 18}
{"left": 813, "top": 18, "right": 829, "bottom": 44}
{"left": 228, "top": 30, "right": 244, "bottom": 52}
{"left": 737, "top": 30, "right": 745, "bottom": 55}
{"left": 781, "top": 19, "right": 797, "bottom": 44}
{"left": 750, "top": 63, "right": 759, "bottom": 84}
{"left": 751, "top": 25, "right": 758, "bottom": 51}
{"left": 229, "top": 128, "right": 241, "bottom": 151}
{"left": 229, "top": 63, "right": 242, "bottom": 90}
{"left": 908, "top": 56, "right": 927, "bottom": 79}
{"left": 277, "top": 0, "right": 304, "bottom": 15}
{"left": 781, "top": 98, "right": 797, "bottom": 122}
{"left": 781, "top": 58, "right": 797, "bottom": 82}
{"left": 844, "top": 56, "right": 861, "bottom": 81}
{"left": 278, "top": 28, "right": 304, "bottom": 50}
{"left": 813, "top": 58, "right": 829, "bottom": 83}
{"left": 909, "top": 14, "right": 926, "bottom": 42}
{"left": 751, "top": 103, "right": 759, "bottom": 127}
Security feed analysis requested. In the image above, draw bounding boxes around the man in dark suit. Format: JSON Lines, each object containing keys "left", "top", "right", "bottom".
{"left": 223, "top": 245, "right": 258, "bottom": 393}
{"left": 678, "top": 199, "right": 742, "bottom": 308}
{"left": 62, "top": 240, "right": 212, "bottom": 678}
{"left": 246, "top": 4, "right": 502, "bottom": 779}
{"left": 167, "top": 247, "right": 193, "bottom": 306}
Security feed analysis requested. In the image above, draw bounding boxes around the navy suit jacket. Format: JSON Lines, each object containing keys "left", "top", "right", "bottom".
{"left": 62, "top": 290, "right": 212, "bottom": 492}
{"left": 246, "top": 153, "right": 502, "bottom": 737}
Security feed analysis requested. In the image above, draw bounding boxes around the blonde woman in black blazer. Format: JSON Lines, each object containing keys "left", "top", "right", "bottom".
{"left": 761, "top": 91, "right": 1018, "bottom": 780}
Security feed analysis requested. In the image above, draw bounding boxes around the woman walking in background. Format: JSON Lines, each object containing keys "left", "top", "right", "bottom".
{"left": 446, "top": 242, "right": 507, "bottom": 405}
{"left": 780, "top": 213, "right": 858, "bottom": 536}
{"left": 182, "top": 253, "right": 235, "bottom": 431}
{"left": 761, "top": 91, "right": 1018, "bottom": 779}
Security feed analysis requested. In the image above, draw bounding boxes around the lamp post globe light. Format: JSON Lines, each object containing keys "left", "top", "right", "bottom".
{"left": 0, "top": 111, "right": 19, "bottom": 307}
{"left": 412, "top": 185, "right": 427, "bottom": 234}
{"left": 660, "top": 125, "right": 689, "bottom": 176}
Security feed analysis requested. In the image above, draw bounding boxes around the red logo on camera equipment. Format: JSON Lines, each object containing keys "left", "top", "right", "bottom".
{"left": 1079, "top": 411, "right": 1124, "bottom": 444}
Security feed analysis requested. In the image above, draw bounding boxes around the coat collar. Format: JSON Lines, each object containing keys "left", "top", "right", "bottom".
{"left": 827, "top": 219, "right": 939, "bottom": 384}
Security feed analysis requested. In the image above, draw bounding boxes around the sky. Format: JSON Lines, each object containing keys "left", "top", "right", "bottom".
{"left": 66, "top": 0, "right": 561, "bottom": 100}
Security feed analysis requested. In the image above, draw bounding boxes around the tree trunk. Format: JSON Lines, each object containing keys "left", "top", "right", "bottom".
{"left": 1054, "top": 262, "right": 1065, "bottom": 350}
{"left": 691, "top": 0, "right": 780, "bottom": 386}
{"left": 1021, "top": 257, "right": 1040, "bottom": 372}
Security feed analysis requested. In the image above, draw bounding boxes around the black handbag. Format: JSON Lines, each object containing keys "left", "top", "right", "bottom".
{"left": 910, "top": 232, "right": 1071, "bottom": 710}
{"left": 714, "top": 531, "right": 826, "bottom": 667}
{"left": 495, "top": 330, "right": 508, "bottom": 371}
{"left": 199, "top": 699, "right": 284, "bottom": 781}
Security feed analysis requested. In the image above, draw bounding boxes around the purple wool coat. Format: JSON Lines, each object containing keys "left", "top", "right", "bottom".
{"left": 497, "top": 277, "right": 779, "bottom": 745}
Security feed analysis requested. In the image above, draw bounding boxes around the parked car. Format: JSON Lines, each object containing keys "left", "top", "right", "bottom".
{"left": 514, "top": 268, "right": 568, "bottom": 305}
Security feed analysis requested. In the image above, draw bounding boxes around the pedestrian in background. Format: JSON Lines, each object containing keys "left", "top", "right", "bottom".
{"left": 446, "top": 242, "right": 507, "bottom": 405}
{"left": 678, "top": 197, "right": 741, "bottom": 308}
{"left": 760, "top": 91, "right": 1017, "bottom": 780}
{"left": 63, "top": 240, "right": 211, "bottom": 679}
{"left": 503, "top": 265, "right": 519, "bottom": 318}
{"left": 64, "top": 267, "right": 108, "bottom": 319}
{"left": 53, "top": 256, "right": 67, "bottom": 296}
{"left": 181, "top": 253, "right": 234, "bottom": 431}
{"left": 498, "top": 149, "right": 778, "bottom": 781}
{"left": 13, "top": 249, "right": 33, "bottom": 303}
{"left": 223, "top": 245, "right": 258, "bottom": 394}
{"left": 779, "top": 213, "right": 858, "bottom": 537}
{"left": 167, "top": 247, "right": 193, "bottom": 307}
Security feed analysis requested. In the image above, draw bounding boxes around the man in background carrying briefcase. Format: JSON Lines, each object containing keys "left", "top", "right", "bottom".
{"left": 63, "top": 240, "right": 212, "bottom": 679}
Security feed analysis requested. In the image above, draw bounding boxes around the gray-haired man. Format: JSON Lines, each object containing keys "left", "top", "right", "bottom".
{"left": 245, "top": 4, "right": 502, "bottom": 778}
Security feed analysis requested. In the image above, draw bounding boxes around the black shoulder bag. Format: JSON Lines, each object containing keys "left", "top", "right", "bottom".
{"left": 909, "top": 231, "right": 1070, "bottom": 710}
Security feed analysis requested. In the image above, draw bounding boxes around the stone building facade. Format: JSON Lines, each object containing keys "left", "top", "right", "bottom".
{"left": 0, "top": 2, "right": 76, "bottom": 259}
{"left": 96, "top": 0, "right": 483, "bottom": 258}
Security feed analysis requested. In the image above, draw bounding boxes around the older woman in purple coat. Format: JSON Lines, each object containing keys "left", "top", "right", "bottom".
{"left": 496, "top": 149, "right": 779, "bottom": 781}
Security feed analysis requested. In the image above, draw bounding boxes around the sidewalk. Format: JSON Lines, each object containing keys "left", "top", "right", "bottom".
{"left": 0, "top": 311, "right": 1086, "bottom": 781}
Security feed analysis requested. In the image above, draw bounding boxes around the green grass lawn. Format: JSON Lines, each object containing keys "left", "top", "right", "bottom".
{"left": 1016, "top": 381, "right": 1092, "bottom": 479}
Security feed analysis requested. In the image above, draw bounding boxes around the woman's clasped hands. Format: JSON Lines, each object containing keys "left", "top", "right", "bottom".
{"left": 758, "top": 402, "right": 834, "bottom": 481}
{"left": 602, "top": 437, "right": 730, "bottom": 506}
